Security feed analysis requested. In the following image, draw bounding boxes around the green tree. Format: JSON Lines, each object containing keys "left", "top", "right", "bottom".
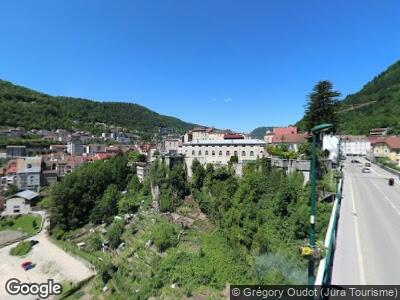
{"left": 191, "top": 159, "right": 206, "bottom": 190}
{"left": 90, "top": 184, "right": 120, "bottom": 224}
{"left": 303, "top": 80, "right": 340, "bottom": 132}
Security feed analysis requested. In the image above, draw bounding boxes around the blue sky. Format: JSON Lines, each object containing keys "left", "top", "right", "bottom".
{"left": 1, "top": 0, "right": 400, "bottom": 132}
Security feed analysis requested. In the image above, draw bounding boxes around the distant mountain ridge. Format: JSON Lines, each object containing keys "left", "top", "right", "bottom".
{"left": 0, "top": 79, "right": 196, "bottom": 137}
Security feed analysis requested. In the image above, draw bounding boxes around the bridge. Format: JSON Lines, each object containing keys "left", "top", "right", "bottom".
{"left": 317, "top": 158, "right": 400, "bottom": 285}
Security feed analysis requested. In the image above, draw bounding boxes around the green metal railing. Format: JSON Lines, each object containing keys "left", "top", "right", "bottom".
{"left": 315, "top": 173, "right": 343, "bottom": 288}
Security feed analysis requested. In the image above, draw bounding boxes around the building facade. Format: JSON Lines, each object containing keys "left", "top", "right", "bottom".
{"left": 182, "top": 139, "right": 266, "bottom": 177}
{"left": 3, "top": 197, "right": 31, "bottom": 215}
{"left": 339, "top": 135, "right": 370, "bottom": 156}
{"left": 370, "top": 136, "right": 400, "bottom": 165}
{"left": 67, "top": 141, "right": 84, "bottom": 156}
{"left": 6, "top": 145, "right": 26, "bottom": 158}
{"left": 16, "top": 157, "right": 42, "bottom": 191}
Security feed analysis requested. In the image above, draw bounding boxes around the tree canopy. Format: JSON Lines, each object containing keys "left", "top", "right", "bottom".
{"left": 0, "top": 79, "right": 195, "bottom": 137}
{"left": 301, "top": 80, "right": 340, "bottom": 132}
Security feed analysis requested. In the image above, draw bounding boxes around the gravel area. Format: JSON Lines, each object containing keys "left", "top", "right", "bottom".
{"left": 0, "top": 216, "right": 94, "bottom": 299}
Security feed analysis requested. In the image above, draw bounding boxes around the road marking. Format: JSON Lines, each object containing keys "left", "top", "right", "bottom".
{"left": 370, "top": 164, "right": 400, "bottom": 187}
{"left": 348, "top": 176, "right": 367, "bottom": 285}
{"left": 369, "top": 179, "right": 400, "bottom": 216}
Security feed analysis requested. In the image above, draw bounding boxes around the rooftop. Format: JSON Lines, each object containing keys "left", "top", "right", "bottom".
{"left": 15, "top": 190, "right": 40, "bottom": 200}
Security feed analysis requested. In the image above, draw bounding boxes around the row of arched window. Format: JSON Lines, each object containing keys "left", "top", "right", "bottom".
{"left": 191, "top": 149, "right": 258, "bottom": 157}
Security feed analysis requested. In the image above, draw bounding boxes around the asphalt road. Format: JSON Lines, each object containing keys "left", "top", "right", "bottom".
{"left": 331, "top": 158, "right": 400, "bottom": 285}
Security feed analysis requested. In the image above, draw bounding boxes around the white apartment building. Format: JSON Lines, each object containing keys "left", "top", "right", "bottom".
{"left": 182, "top": 139, "right": 266, "bottom": 177}
{"left": 339, "top": 135, "right": 371, "bottom": 156}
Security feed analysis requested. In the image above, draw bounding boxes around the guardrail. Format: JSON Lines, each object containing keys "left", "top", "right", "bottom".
{"left": 315, "top": 175, "right": 343, "bottom": 287}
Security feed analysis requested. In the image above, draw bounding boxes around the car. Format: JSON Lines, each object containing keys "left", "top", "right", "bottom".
{"left": 30, "top": 240, "right": 39, "bottom": 246}
{"left": 365, "top": 162, "right": 371, "bottom": 167}
{"left": 362, "top": 167, "right": 371, "bottom": 173}
{"left": 21, "top": 261, "right": 35, "bottom": 271}
{"left": 21, "top": 261, "right": 32, "bottom": 268}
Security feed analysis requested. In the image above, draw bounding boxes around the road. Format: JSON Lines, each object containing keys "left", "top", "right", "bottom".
{"left": 331, "top": 159, "right": 400, "bottom": 285}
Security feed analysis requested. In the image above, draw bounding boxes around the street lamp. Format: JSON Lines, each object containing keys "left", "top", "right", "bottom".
{"left": 308, "top": 123, "right": 333, "bottom": 287}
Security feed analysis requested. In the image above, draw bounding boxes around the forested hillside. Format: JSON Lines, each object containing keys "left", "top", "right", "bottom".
{"left": 338, "top": 60, "right": 400, "bottom": 134}
{"left": 0, "top": 80, "right": 196, "bottom": 136}
{"left": 250, "top": 126, "right": 273, "bottom": 139}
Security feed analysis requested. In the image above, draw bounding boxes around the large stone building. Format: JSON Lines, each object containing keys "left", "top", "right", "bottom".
{"left": 183, "top": 127, "right": 229, "bottom": 143}
{"left": 182, "top": 139, "right": 266, "bottom": 177}
{"left": 163, "top": 139, "right": 181, "bottom": 154}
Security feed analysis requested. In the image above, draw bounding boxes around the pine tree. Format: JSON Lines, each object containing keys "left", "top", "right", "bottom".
{"left": 304, "top": 80, "right": 340, "bottom": 132}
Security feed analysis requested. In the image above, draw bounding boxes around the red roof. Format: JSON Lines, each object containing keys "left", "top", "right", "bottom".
{"left": 369, "top": 136, "right": 400, "bottom": 149}
{"left": 273, "top": 127, "right": 297, "bottom": 135}
{"left": 223, "top": 133, "right": 244, "bottom": 139}
{"left": 94, "top": 153, "right": 116, "bottom": 160}
{"left": 6, "top": 161, "right": 17, "bottom": 175}
{"left": 385, "top": 137, "right": 400, "bottom": 149}
{"left": 271, "top": 133, "right": 308, "bottom": 144}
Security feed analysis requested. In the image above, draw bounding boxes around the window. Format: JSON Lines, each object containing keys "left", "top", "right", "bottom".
{"left": 219, "top": 151, "right": 222, "bottom": 156}
{"left": 234, "top": 151, "right": 238, "bottom": 156}
{"left": 226, "top": 151, "right": 230, "bottom": 156}
{"left": 192, "top": 150, "right": 195, "bottom": 155}
{"left": 212, "top": 151, "right": 215, "bottom": 156}
{"left": 27, "top": 164, "right": 32, "bottom": 169}
{"left": 250, "top": 151, "right": 254, "bottom": 157}
{"left": 242, "top": 151, "right": 246, "bottom": 156}
{"left": 205, "top": 150, "right": 209, "bottom": 155}
{"left": 198, "top": 150, "right": 202, "bottom": 155}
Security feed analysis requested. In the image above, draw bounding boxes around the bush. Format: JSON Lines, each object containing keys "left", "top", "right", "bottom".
{"left": 87, "top": 233, "right": 103, "bottom": 251}
{"left": 10, "top": 241, "right": 32, "bottom": 256}
{"left": 107, "top": 220, "right": 124, "bottom": 249}
{"left": 32, "top": 219, "right": 38, "bottom": 229}
{"left": 152, "top": 223, "right": 178, "bottom": 252}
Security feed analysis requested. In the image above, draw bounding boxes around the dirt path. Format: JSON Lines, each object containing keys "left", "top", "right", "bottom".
{"left": 0, "top": 214, "right": 94, "bottom": 299}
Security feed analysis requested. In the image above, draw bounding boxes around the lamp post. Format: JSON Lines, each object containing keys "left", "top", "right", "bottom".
{"left": 308, "top": 123, "right": 333, "bottom": 287}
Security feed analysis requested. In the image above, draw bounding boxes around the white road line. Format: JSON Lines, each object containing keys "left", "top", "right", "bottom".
{"left": 371, "top": 165, "right": 400, "bottom": 187}
{"left": 348, "top": 176, "right": 367, "bottom": 285}
{"left": 369, "top": 179, "right": 400, "bottom": 216}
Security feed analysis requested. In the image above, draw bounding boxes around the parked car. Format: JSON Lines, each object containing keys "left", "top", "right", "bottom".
{"left": 21, "top": 261, "right": 35, "bottom": 271}
{"left": 30, "top": 240, "right": 39, "bottom": 246}
{"left": 389, "top": 178, "right": 395, "bottom": 186}
{"left": 362, "top": 167, "right": 371, "bottom": 173}
{"left": 365, "top": 162, "right": 371, "bottom": 167}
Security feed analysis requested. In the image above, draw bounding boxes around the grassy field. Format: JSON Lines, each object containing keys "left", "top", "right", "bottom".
{"left": 0, "top": 214, "right": 42, "bottom": 235}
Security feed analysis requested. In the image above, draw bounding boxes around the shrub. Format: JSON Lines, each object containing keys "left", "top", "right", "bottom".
{"left": 32, "top": 219, "right": 38, "bottom": 229}
{"left": 10, "top": 241, "right": 32, "bottom": 256}
{"left": 152, "top": 223, "right": 178, "bottom": 252}
{"left": 107, "top": 220, "right": 124, "bottom": 249}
